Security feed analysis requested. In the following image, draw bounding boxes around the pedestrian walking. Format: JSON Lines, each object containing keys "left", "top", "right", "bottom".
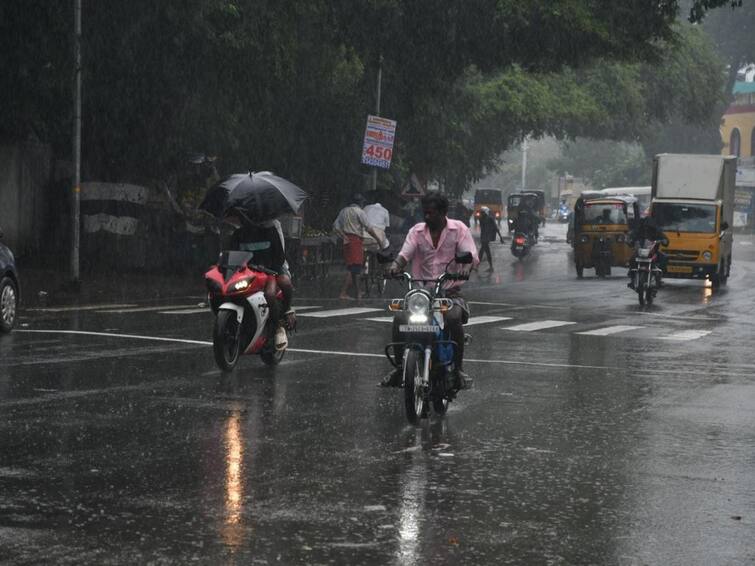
{"left": 333, "top": 194, "right": 387, "bottom": 300}
{"left": 478, "top": 206, "right": 504, "bottom": 271}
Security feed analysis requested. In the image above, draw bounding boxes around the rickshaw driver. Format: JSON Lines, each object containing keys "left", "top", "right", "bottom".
{"left": 380, "top": 192, "right": 479, "bottom": 390}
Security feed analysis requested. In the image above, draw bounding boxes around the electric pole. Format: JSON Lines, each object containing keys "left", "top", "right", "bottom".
{"left": 371, "top": 55, "right": 383, "bottom": 194}
{"left": 71, "top": 0, "right": 82, "bottom": 283}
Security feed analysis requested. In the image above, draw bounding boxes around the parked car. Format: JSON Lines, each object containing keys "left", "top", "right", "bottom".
{"left": 0, "top": 227, "right": 19, "bottom": 332}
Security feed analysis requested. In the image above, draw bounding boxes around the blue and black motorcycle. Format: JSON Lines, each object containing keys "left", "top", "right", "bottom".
{"left": 380, "top": 253, "right": 473, "bottom": 424}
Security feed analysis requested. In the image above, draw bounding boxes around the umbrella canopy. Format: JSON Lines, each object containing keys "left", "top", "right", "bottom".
{"left": 199, "top": 171, "right": 308, "bottom": 222}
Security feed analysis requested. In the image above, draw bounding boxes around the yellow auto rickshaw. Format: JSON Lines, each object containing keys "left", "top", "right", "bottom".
{"left": 572, "top": 195, "right": 640, "bottom": 278}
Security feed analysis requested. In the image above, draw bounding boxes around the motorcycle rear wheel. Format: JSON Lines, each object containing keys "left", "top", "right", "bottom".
{"left": 213, "top": 310, "right": 241, "bottom": 371}
{"left": 403, "top": 350, "right": 427, "bottom": 424}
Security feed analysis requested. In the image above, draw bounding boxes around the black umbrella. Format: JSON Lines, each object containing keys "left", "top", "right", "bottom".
{"left": 199, "top": 171, "right": 308, "bottom": 222}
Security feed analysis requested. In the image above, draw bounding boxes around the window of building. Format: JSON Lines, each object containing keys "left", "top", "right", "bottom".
{"left": 730, "top": 128, "right": 741, "bottom": 157}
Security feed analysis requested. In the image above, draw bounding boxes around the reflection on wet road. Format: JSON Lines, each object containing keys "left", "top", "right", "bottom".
{"left": 1, "top": 224, "right": 754, "bottom": 564}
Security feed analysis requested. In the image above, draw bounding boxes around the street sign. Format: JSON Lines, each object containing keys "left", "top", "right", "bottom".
{"left": 361, "top": 115, "right": 396, "bottom": 169}
{"left": 401, "top": 174, "right": 425, "bottom": 198}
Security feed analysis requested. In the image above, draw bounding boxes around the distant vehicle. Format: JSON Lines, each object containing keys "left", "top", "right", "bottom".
{"left": 0, "top": 227, "right": 19, "bottom": 333}
{"left": 650, "top": 154, "right": 736, "bottom": 287}
{"left": 600, "top": 186, "right": 651, "bottom": 216}
{"left": 506, "top": 190, "right": 545, "bottom": 232}
{"left": 473, "top": 189, "right": 504, "bottom": 225}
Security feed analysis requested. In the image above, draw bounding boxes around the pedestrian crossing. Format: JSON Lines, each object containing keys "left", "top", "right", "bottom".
{"left": 68, "top": 302, "right": 714, "bottom": 342}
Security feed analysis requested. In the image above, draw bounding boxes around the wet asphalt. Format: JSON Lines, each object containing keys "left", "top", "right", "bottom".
{"left": 1, "top": 223, "right": 754, "bottom": 565}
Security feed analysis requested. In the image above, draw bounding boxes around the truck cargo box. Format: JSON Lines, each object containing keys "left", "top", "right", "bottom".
{"left": 652, "top": 154, "right": 737, "bottom": 202}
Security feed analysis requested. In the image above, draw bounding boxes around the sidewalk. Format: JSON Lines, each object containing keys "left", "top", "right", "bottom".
{"left": 15, "top": 263, "right": 356, "bottom": 309}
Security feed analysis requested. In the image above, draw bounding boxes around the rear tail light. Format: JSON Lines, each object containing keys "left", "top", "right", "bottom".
{"left": 495, "top": 211, "right": 501, "bottom": 218}
{"left": 515, "top": 236, "right": 526, "bottom": 245}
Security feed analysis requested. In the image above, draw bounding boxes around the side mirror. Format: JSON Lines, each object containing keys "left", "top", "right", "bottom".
{"left": 455, "top": 252, "right": 473, "bottom": 264}
{"left": 721, "top": 221, "right": 729, "bottom": 231}
{"left": 376, "top": 250, "right": 394, "bottom": 264}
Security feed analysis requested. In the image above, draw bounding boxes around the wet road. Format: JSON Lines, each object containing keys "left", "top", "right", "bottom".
{"left": 2, "top": 224, "right": 755, "bottom": 564}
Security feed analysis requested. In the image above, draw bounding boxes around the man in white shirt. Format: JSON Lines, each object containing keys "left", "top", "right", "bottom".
{"left": 364, "top": 200, "right": 390, "bottom": 231}
{"left": 363, "top": 199, "right": 391, "bottom": 252}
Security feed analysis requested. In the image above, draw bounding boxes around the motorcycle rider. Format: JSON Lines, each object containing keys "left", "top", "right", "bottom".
{"left": 380, "top": 192, "right": 479, "bottom": 390}
{"left": 224, "top": 209, "right": 291, "bottom": 349}
{"left": 627, "top": 216, "right": 668, "bottom": 289}
{"left": 513, "top": 201, "right": 538, "bottom": 241}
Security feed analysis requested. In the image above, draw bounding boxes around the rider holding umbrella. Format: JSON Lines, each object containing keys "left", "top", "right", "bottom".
{"left": 200, "top": 171, "right": 307, "bottom": 348}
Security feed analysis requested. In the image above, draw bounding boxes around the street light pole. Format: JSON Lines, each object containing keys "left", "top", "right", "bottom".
{"left": 371, "top": 55, "right": 383, "bottom": 194}
{"left": 71, "top": 0, "right": 82, "bottom": 283}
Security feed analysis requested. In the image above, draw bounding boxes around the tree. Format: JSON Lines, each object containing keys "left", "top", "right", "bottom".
{"left": 0, "top": 0, "right": 740, "bottom": 213}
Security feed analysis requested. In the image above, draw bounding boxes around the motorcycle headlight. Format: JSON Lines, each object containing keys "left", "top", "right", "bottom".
{"left": 638, "top": 249, "right": 650, "bottom": 258}
{"left": 233, "top": 277, "right": 255, "bottom": 291}
{"left": 406, "top": 292, "right": 431, "bottom": 322}
{"left": 702, "top": 251, "right": 712, "bottom": 261}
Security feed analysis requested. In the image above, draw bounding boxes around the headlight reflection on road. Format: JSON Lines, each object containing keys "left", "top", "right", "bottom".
{"left": 703, "top": 280, "right": 713, "bottom": 304}
{"left": 397, "top": 429, "right": 427, "bottom": 564}
{"left": 222, "top": 410, "right": 245, "bottom": 548}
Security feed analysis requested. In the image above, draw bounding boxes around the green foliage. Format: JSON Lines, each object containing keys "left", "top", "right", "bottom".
{"left": 548, "top": 139, "right": 651, "bottom": 189}
{"left": 0, "top": 0, "right": 738, "bottom": 213}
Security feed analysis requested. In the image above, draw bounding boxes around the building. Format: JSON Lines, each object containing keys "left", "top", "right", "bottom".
{"left": 721, "top": 67, "right": 755, "bottom": 230}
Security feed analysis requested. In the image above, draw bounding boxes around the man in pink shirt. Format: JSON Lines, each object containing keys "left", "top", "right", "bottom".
{"left": 381, "top": 192, "right": 479, "bottom": 389}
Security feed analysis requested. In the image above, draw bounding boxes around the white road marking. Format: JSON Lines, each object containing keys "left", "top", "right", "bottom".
{"left": 12, "top": 329, "right": 737, "bottom": 377}
{"left": 577, "top": 325, "right": 644, "bottom": 336}
{"left": 16, "top": 329, "right": 212, "bottom": 346}
{"left": 502, "top": 320, "right": 577, "bottom": 332}
{"left": 27, "top": 303, "right": 137, "bottom": 313}
{"left": 464, "top": 316, "right": 512, "bottom": 326}
{"left": 98, "top": 305, "right": 199, "bottom": 314}
{"left": 467, "top": 301, "right": 514, "bottom": 307}
{"left": 298, "top": 307, "right": 383, "bottom": 318}
{"left": 362, "top": 315, "right": 512, "bottom": 326}
{"left": 159, "top": 308, "right": 211, "bottom": 315}
{"left": 660, "top": 330, "right": 712, "bottom": 341}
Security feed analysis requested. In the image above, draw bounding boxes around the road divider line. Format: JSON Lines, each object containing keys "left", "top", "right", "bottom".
{"left": 17, "top": 329, "right": 213, "bottom": 346}
{"left": 98, "top": 305, "right": 200, "bottom": 314}
{"left": 14, "top": 329, "right": 728, "bottom": 376}
{"left": 577, "top": 325, "right": 644, "bottom": 336}
{"left": 299, "top": 307, "right": 383, "bottom": 318}
{"left": 27, "top": 303, "right": 137, "bottom": 313}
{"left": 501, "top": 320, "right": 577, "bottom": 332}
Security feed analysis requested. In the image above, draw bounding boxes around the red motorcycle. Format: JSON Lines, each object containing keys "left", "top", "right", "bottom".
{"left": 205, "top": 250, "right": 286, "bottom": 371}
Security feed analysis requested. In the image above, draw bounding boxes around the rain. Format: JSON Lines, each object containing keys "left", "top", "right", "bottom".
{"left": 1, "top": 1, "right": 754, "bottom": 564}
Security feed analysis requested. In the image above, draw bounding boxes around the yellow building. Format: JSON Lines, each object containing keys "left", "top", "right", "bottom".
{"left": 721, "top": 81, "right": 755, "bottom": 157}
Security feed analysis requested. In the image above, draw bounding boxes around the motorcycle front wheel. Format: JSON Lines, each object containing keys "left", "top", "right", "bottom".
{"left": 213, "top": 310, "right": 241, "bottom": 371}
{"left": 637, "top": 272, "right": 648, "bottom": 306}
{"left": 403, "top": 349, "right": 428, "bottom": 424}
{"left": 260, "top": 347, "right": 285, "bottom": 366}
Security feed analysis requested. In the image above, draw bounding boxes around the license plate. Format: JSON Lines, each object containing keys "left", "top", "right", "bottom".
{"left": 667, "top": 265, "right": 692, "bottom": 273}
{"left": 399, "top": 324, "right": 440, "bottom": 333}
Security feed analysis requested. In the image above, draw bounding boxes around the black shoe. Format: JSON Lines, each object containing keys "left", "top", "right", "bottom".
{"left": 449, "top": 369, "right": 473, "bottom": 391}
{"left": 379, "top": 369, "right": 402, "bottom": 387}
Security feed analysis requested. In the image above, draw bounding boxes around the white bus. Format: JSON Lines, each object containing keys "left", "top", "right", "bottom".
{"left": 600, "top": 186, "right": 651, "bottom": 215}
